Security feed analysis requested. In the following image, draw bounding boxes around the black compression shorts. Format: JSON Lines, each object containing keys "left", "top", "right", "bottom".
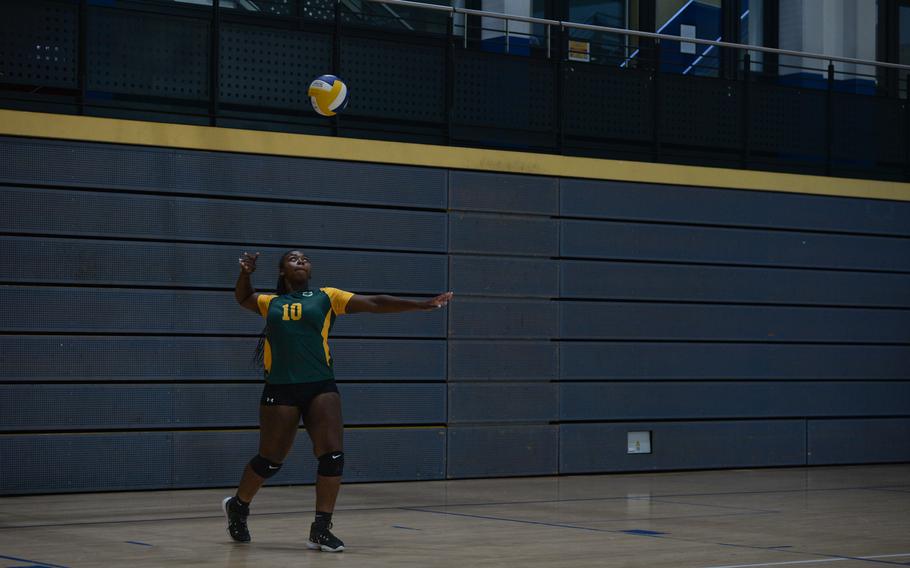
{"left": 260, "top": 380, "right": 340, "bottom": 420}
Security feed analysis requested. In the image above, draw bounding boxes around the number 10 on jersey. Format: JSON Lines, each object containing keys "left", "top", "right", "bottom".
{"left": 282, "top": 303, "right": 302, "bottom": 321}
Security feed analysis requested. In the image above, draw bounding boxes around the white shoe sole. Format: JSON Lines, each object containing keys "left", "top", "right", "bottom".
{"left": 222, "top": 497, "right": 250, "bottom": 543}
{"left": 307, "top": 540, "right": 345, "bottom": 552}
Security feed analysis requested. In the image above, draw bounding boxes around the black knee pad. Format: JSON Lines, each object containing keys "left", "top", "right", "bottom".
{"left": 317, "top": 451, "right": 344, "bottom": 477}
{"left": 249, "top": 454, "right": 283, "bottom": 478}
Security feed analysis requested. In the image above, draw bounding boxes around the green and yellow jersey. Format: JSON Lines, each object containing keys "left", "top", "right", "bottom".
{"left": 256, "top": 287, "right": 354, "bottom": 384}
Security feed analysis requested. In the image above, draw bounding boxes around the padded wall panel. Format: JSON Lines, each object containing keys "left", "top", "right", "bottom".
{"left": 448, "top": 383, "right": 557, "bottom": 423}
{"left": 561, "top": 219, "right": 910, "bottom": 272}
{"left": 560, "top": 382, "right": 910, "bottom": 421}
{"left": 1, "top": 237, "right": 446, "bottom": 294}
{"left": 449, "top": 171, "right": 558, "bottom": 215}
{"left": 560, "top": 179, "right": 910, "bottom": 237}
{"left": 560, "top": 260, "right": 910, "bottom": 307}
{"left": 0, "top": 138, "right": 447, "bottom": 208}
{"left": 0, "top": 384, "right": 445, "bottom": 430}
{"left": 0, "top": 427, "right": 446, "bottom": 494}
{"left": 448, "top": 341, "right": 557, "bottom": 381}
{"left": 0, "top": 287, "right": 446, "bottom": 337}
{"left": 449, "top": 213, "right": 558, "bottom": 256}
{"left": 449, "top": 298, "right": 557, "bottom": 338}
{"left": 450, "top": 255, "right": 557, "bottom": 298}
{"left": 447, "top": 425, "right": 557, "bottom": 478}
{"left": 171, "top": 427, "right": 446, "bottom": 487}
{"left": 559, "top": 343, "right": 910, "bottom": 381}
{"left": 87, "top": 7, "right": 210, "bottom": 100}
{"left": 1, "top": 188, "right": 446, "bottom": 252}
{"left": 807, "top": 418, "right": 910, "bottom": 465}
{"left": 559, "top": 302, "right": 910, "bottom": 343}
{"left": 0, "top": 337, "right": 446, "bottom": 382}
{"left": 560, "top": 420, "right": 807, "bottom": 473}
{"left": 0, "top": 433, "right": 173, "bottom": 494}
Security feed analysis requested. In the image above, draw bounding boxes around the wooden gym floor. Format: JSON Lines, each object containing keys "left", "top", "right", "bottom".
{"left": 1, "top": 464, "right": 908, "bottom": 568}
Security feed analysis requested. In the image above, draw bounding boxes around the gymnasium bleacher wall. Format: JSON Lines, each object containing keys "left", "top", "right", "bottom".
{"left": 1, "top": 134, "right": 908, "bottom": 494}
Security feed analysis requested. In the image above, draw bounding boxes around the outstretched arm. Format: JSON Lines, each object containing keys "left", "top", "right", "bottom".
{"left": 235, "top": 252, "right": 262, "bottom": 314}
{"left": 345, "top": 292, "right": 453, "bottom": 314}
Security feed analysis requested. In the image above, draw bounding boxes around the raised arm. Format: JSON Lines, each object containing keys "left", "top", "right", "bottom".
{"left": 235, "top": 252, "right": 262, "bottom": 314}
{"left": 345, "top": 292, "right": 453, "bottom": 314}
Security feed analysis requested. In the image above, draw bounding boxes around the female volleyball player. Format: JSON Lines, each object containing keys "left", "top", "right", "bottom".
{"left": 223, "top": 250, "right": 453, "bottom": 552}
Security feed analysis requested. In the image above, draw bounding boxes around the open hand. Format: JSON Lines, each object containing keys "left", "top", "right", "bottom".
{"left": 422, "top": 291, "right": 454, "bottom": 310}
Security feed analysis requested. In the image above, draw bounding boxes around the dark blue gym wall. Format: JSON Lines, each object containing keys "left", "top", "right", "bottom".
{"left": 1, "top": 135, "right": 909, "bottom": 495}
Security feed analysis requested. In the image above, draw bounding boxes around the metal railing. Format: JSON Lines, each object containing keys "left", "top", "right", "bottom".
{"left": 367, "top": 0, "right": 910, "bottom": 73}
{"left": 2, "top": 0, "right": 908, "bottom": 181}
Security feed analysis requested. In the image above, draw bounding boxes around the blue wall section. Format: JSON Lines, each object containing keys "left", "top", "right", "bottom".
{"left": 0, "top": 136, "right": 908, "bottom": 495}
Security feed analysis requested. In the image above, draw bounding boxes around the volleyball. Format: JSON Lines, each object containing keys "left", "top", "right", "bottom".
{"left": 308, "top": 75, "right": 349, "bottom": 117}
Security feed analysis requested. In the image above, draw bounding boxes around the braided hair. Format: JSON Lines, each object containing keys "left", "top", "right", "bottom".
{"left": 252, "top": 251, "right": 295, "bottom": 368}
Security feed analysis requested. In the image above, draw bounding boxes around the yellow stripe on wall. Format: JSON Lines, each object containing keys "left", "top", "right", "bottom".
{"left": 1, "top": 109, "right": 908, "bottom": 202}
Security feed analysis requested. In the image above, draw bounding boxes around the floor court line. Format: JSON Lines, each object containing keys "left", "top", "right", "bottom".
{"left": 700, "top": 552, "right": 910, "bottom": 568}
{"left": 405, "top": 507, "right": 910, "bottom": 567}
{"left": 2, "top": 480, "right": 905, "bottom": 531}
{"left": 0, "top": 552, "right": 70, "bottom": 568}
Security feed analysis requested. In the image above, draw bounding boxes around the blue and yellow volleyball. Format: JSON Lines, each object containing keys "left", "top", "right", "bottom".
{"left": 308, "top": 75, "right": 349, "bottom": 117}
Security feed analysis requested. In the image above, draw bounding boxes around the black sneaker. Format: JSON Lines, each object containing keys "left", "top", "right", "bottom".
{"left": 222, "top": 496, "right": 251, "bottom": 543}
{"left": 307, "top": 522, "right": 345, "bottom": 552}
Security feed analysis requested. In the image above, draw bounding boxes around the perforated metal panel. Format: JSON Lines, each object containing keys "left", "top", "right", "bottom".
{"left": 87, "top": 7, "right": 210, "bottom": 100}
{"left": 449, "top": 341, "right": 557, "bottom": 381}
{"left": 561, "top": 382, "right": 910, "bottom": 421}
{"left": 1, "top": 188, "right": 446, "bottom": 252}
{"left": 0, "top": 286, "right": 445, "bottom": 337}
{"left": 219, "top": 23, "right": 331, "bottom": 109}
{"left": 560, "top": 260, "right": 910, "bottom": 307}
{"left": 448, "top": 383, "right": 557, "bottom": 423}
{"left": 447, "top": 425, "right": 557, "bottom": 478}
{"left": 831, "top": 93, "right": 905, "bottom": 166}
{"left": 301, "top": 0, "right": 335, "bottom": 22}
{"left": 0, "top": 0, "right": 78, "bottom": 88}
{"left": 450, "top": 255, "right": 557, "bottom": 298}
{"left": 808, "top": 418, "right": 910, "bottom": 465}
{"left": 559, "top": 343, "right": 910, "bottom": 381}
{"left": 750, "top": 84, "right": 825, "bottom": 158}
{"left": 560, "top": 421, "right": 807, "bottom": 473}
{"left": 450, "top": 213, "right": 557, "bottom": 256}
{"left": 449, "top": 298, "right": 557, "bottom": 339}
{"left": 559, "top": 178, "right": 910, "bottom": 237}
{"left": 449, "top": 171, "right": 558, "bottom": 215}
{"left": 0, "top": 137, "right": 448, "bottom": 208}
{"left": 340, "top": 36, "right": 445, "bottom": 122}
{"left": 560, "top": 219, "right": 910, "bottom": 272}
{"left": 660, "top": 75, "right": 740, "bottom": 147}
{"left": 563, "top": 65, "right": 652, "bottom": 140}
{"left": 454, "top": 51, "right": 555, "bottom": 131}
{"left": 559, "top": 301, "right": 910, "bottom": 342}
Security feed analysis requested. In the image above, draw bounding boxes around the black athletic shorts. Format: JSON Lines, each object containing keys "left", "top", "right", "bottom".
{"left": 260, "top": 380, "right": 340, "bottom": 417}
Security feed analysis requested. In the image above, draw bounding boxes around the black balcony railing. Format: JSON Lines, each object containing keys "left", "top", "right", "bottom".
{"left": 1, "top": 0, "right": 908, "bottom": 182}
